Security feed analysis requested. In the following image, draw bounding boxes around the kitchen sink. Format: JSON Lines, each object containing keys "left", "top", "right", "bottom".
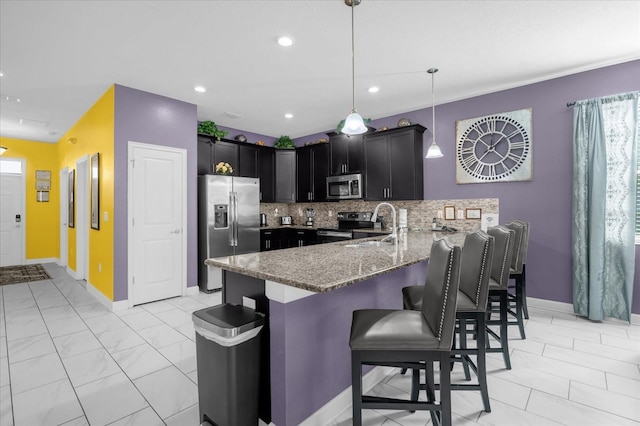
{"left": 344, "top": 240, "right": 394, "bottom": 248}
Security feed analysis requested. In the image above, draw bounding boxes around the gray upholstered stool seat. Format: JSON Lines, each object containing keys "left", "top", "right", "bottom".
{"left": 350, "top": 310, "right": 441, "bottom": 350}
{"left": 349, "top": 237, "right": 462, "bottom": 426}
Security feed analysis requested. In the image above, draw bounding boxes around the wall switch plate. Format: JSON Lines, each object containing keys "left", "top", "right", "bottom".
{"left": 103, "top": 211, "right": 108, "bottom": 222}
{"left": 437, "top": 210, "right": 443, "bottom": 219}
{"left": 457, "top": 209, "right": 465, "bottom": 219}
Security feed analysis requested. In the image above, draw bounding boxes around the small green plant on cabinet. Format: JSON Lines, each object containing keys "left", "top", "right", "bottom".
{"left": 274, "top": 135, "right": 295, "bottom": 148}
{"left": 198, "top": 120, "right": 229, "bottom": 140}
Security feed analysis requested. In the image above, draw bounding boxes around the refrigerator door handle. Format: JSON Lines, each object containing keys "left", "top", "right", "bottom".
{"left": 229, "top": 192, "right": 236, "bottom": 247}
{"left": 229, "top": 192, "right": 237, "bottom": 247}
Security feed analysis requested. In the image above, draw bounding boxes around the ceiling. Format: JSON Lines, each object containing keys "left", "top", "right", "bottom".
{"left": 1, "top": 1, "right": 639, "bottom": 144}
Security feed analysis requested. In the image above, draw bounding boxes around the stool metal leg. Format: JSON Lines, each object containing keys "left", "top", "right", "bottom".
{"left": 499, "top": 291, "right": 511, "bottom": 370}
{"left": 351, "top": 353, "right": 362, "bottom": 426}
{"left": 476, "top": 314, "right": 491, "bottom": 412}
{"left": 459, "top": 319, "right": 471, "bottom": 381}
{"left": 439, "top": 353, "right": 452, "bottom": 426}
{"left": 515, "top": 275, "right": 526, "bottom": 339}
{"left": 521, "top": 265, "right": 529, "bottom": 319}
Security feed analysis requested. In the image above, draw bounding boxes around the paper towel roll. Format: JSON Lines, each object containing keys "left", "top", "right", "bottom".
{"left": 399, "top": 208, "right": 408, "bottom": 228}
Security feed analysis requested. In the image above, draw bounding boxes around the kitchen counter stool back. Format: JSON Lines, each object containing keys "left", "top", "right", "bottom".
{"left": 349, "top": 237, "right": 462, "bottom": 426}
{"left": 402, "top": 230, "right": 495, "bottom": 412}
{"left": 506, "top": 220, "right": 530, "bottom": 332}
{"left": 486, "top": 226, "right": 516, "bottom": 370}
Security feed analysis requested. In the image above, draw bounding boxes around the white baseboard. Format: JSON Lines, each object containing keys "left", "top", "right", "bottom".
{"left": 185, "top": 285, "right": 199, "bottom": 296}
{"left": 86, "top": 281, "right": 112, "bottom": 309}
{"left": 527, "top": 297, "right": 640, "bottom": 325}
{"left": 85, "top": 281, "right": 129, "bottom": 312}
{"left": 66, "top": 266, "right": 81, "bottom": 280}
{"left": 24, "top": 258, "right": 58, "bottom": 265}
{"left": 527, "top": 297, "right": 574, "bottom": 313}
{"left": 299, "top": 366, "right": 396, "bottom": 426}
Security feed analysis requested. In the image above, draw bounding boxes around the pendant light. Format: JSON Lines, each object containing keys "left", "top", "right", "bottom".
{"left": 425, "top": 68, "right": 443, "bottom": 158}
{"left": 342, "top": 0, "right": 367, "bottom": 135}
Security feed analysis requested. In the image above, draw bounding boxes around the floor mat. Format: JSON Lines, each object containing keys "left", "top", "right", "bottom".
{"left": 0, "top": 264, "right": 52, "bottom": 286}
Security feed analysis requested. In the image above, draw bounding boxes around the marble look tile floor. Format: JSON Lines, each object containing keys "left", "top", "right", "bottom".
{"left": 1, "top": 263, "right": 639, "bottom": 425}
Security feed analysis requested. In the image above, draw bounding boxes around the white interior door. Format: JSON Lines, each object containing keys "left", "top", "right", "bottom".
{"left": 129, "top": 142, "right": 186, "bottom": 306}
{"left": 75, "top": 156, "right": 89, "bottom": 280}
{"left": 59, "top": 167, "right": 68, "bottom": 267}
{"left": 0, "top": 159, "right": 25, "bottom": 266}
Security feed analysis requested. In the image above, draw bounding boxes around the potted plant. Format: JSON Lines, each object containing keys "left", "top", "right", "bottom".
{"left": 198, "top": 120, "right": 229, "bottom": 140}
{"left": 274, "top": 135, "right": 295, "bottom": 149}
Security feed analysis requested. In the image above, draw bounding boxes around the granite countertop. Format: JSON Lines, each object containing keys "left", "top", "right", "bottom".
{"left": 205, "top": 231, "right": 465, "bottom": 293}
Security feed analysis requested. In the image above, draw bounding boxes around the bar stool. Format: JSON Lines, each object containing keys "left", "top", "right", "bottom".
{"left": 486, "top": 226, "right": 516, "bottom": 370}
{"left": 508, "top": 220, "right": 530, "bottom": 320}
{"left": 349, "top": 237, "right": 462, "bottom": 426}
{"left": 402, "top": 230, "right": 495, "bottom": 413}
{"left": 505, "top": 221, "right": 529, "bottom": 339}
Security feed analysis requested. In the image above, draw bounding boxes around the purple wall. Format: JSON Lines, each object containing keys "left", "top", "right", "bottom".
{"left": 299, "top": 60, "right": 640, "bottom": 315}
{"left": 269, "top": 261, "right": 428, "bottom": 426}
{"left": 113, "top": 85, "right": 198, "bottom": 301}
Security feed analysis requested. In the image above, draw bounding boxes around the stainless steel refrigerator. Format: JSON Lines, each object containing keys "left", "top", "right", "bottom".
{"left": 198, "top": 175, "right": 260, "bottom": 291}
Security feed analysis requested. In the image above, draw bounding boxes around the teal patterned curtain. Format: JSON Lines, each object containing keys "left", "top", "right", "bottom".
{"left": 572, "top": 92, "right": 639, "bottom": 321}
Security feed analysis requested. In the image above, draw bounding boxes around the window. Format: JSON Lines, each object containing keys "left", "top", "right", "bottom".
{"left": 0, "top": 159, "right": 22, "bottom": 174}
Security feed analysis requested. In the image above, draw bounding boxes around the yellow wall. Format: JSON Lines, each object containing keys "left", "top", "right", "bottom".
{"left": 0, "top": 137, "right": 59, "bottom": 260}
{"left": 58, "top": 86, "right": 115, "bottom": 300}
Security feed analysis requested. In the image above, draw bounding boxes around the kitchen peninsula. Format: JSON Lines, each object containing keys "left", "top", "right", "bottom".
{"left": 205, "top": 231, "right": 465, "bottom": 426}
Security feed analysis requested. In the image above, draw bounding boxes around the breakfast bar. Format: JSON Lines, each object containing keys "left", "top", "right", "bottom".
{"left": 205, "top": 231, "right": 465, "bottom": 426}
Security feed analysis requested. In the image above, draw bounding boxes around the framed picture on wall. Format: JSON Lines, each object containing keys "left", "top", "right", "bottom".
{"left": 68, "top": 169, "right": 75, "bottom": 228}
{"left": 90, "top": 153, "right": 100, "bottom": 230}
{"left": 444, "top": 206, "right": 455, "bottom": 220}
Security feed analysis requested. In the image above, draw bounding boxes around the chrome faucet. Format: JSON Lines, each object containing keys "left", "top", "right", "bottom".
{"left": 371, "top": 202, "right": 397, "bottom": 243}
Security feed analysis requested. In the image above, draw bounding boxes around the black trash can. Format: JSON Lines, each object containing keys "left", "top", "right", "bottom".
{"left": 193, "top": 303, "right": 265, "bottom": 426}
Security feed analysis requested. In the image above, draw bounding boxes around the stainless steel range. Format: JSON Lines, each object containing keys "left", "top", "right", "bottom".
{"left": 317, "top": 212, "right": 374, "bottom": 243}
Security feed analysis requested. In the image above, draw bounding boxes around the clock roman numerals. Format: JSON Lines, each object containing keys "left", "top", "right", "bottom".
{"left": 456, "top": 109, "right": 532, "bottom": 183}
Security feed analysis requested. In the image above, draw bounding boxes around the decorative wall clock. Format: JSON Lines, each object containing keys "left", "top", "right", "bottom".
{"left": 456, "top": 108, "right": 532, "bottom": 184}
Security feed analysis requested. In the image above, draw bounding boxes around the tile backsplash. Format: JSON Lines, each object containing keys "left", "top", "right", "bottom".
{"left": 260, "top": 199, "right": 498, "bottom": 232}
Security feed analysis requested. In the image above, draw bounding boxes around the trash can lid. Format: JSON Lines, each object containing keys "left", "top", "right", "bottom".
{"left": 192, "top": 303, "right": 265, "bottom": 338}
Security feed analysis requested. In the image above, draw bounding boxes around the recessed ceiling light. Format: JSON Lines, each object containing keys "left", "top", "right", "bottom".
{"left": 223, "top": 111, "right": 243, "bottom": 119}
{"left": 285, "top": 113, "right": 293, "bottom": 119}
{"left": 0, "top": 72, "right": 3, "bottom": 77}
{"left": 20, "top": 118, "right": 49, "bottom": 127}
{"left": 194, "top": 86, "right": 206, "bottom": 93}
{"left": 277, "top": 36, "right": 294, "bottom": 47}
{"left": 1, "top": 94, "right": 20, "bottom": 103}
{"left": 368, "top": 86, "right": 379, "bottom": 93}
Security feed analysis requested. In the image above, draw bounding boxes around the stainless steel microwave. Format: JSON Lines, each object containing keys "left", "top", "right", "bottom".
{"left": 326, "top": 173, "right": 362, "bottom": 200}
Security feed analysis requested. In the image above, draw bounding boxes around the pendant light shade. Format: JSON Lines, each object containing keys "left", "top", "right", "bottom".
{"left": 425, "top": 68, "right": 443, "bottom": 158}
{"left": 343, "top": 110, "right": 368, "bottom": 135}
{"left": 342, "top": 0, "right": 367, "bottom": 135}
{"left": 0, "top": 146, "right": 7, "bottom": 155}
{"left": 426, "top": 142, "right": 443, "bottom": 158}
